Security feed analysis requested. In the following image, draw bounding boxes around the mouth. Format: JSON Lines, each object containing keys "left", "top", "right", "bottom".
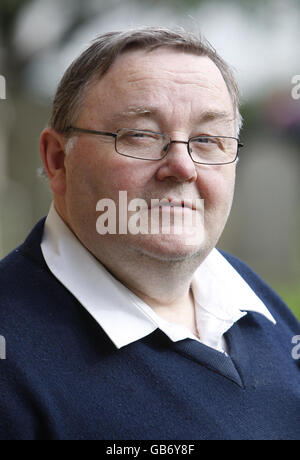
{"left": 149, "top": 197, "right": 199, "bottom": 211}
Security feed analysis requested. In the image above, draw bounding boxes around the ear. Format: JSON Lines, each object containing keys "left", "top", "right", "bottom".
{"left": 40, "top": 128, "right": 68, "bottom": 196}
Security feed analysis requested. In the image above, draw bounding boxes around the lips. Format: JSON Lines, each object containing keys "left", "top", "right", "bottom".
{"left": 148, "top": 197, "right": 200, "bottom": 211}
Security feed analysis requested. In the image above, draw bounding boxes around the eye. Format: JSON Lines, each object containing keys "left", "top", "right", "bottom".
{"left": 131, "top": 132, "right": 149, "bottom": 138}
{"left": 129, "top": 130, "right": 160, "bottom": 139}
{"left": 194, "top": 136, "right": 217, "bottom": 144}
{"left": 119, "top": 130, "right": 161, "bottom": 142}
{"left": 191, "top": 136, "right": 226, "bottom": 151}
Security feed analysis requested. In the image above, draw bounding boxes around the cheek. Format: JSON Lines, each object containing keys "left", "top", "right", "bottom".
{"left": 196, "top": 166, "right": 236, "bottom": 212}
{"left": 65, "top": 152, "right": 96, "bottom": 196}
{"left": 66, "top": 145, "right": 155, "bottom": 204}
{"left": 96, "top": 147, "right": 159, "bottom": 199}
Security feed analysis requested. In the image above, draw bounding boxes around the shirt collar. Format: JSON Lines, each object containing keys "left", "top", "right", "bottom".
{"left": 41, "top": 203, "right": 276, "bottom": 350}
{"left": 191, "top": 249, "right": 276, "bottom": 349}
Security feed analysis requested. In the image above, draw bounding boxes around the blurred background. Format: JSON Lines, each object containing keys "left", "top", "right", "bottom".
{"left": 0, "top": 0, "right": 299, "bottom": 318}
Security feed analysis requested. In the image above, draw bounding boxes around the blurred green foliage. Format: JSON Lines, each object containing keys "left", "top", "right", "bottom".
{"left": 276, "top": 285, "right": 300, "bottom": 320}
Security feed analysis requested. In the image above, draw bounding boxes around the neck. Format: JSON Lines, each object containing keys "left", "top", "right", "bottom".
{"left": 99, "top": 247, "right": 205, "bottom": 338}
{"left": 108, "top": 245, "right": 203, "bottom": 302}
{"left": 131, "top": 284, "right": 200, "bottom": 338}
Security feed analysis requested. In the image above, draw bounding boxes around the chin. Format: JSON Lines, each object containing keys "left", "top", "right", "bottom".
{"left": 132, "top": 232, "right": 209, "bottom": 263}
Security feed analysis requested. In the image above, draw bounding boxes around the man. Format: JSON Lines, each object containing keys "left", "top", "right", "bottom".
{"left": 0, "top": 27, "right": 299, "bottom": 441}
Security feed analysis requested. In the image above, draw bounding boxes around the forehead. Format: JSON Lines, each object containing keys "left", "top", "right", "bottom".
{"left": 83, "top": 48, "right": 234, "bottom": 123}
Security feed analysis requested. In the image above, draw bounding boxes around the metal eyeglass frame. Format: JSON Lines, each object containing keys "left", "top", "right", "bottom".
{"left": 65, "top": 126, "right": 244, "bottom": 165}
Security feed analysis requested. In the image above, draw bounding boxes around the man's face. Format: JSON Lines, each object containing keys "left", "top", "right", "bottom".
{"left": 62, "top": 48, "right": 237, "bottom": 264}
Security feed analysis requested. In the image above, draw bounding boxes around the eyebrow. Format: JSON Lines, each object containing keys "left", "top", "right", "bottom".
{"left": 110, "top": 106, "right": 233, "bottom": 124}
{"left": 200, "top": 110, "right": 234, "bottom": 123}
{"left": 110, "top": 106, "right": 156, "bottom": 123}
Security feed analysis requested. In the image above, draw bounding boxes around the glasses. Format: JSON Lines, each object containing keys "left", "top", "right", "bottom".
{"left": 66, "top": 127, "right": 244, "bottom": 165}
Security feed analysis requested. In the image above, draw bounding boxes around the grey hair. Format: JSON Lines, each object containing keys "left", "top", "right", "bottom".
{"left": 50, "top": 26, "right": 243, "bottom": 136}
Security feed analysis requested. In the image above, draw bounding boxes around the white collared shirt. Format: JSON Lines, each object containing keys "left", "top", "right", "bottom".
{"left": 41, "top": 204, "right": 276, "bottom": 354}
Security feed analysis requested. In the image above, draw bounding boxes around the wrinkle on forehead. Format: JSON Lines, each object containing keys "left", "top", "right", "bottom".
{"left": 122, "top": 69, "right": 227, "bottom": 90}
{"left": 112, "top": 74, "right": 230, "bottom": 112}
{"left": 111, "top": 65, "right": 232, "bottom": 112}
{"left": 126, "top": 67, "right": 218, "bottom": 82}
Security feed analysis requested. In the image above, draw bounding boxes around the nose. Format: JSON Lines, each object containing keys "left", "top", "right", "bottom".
{"left": 156, "top": 139, "right": 197, "bottom": 183}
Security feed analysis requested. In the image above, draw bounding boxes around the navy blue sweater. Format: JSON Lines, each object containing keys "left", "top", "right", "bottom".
{"left": 0, "top": 219, "right": 299, "bottom": 440}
